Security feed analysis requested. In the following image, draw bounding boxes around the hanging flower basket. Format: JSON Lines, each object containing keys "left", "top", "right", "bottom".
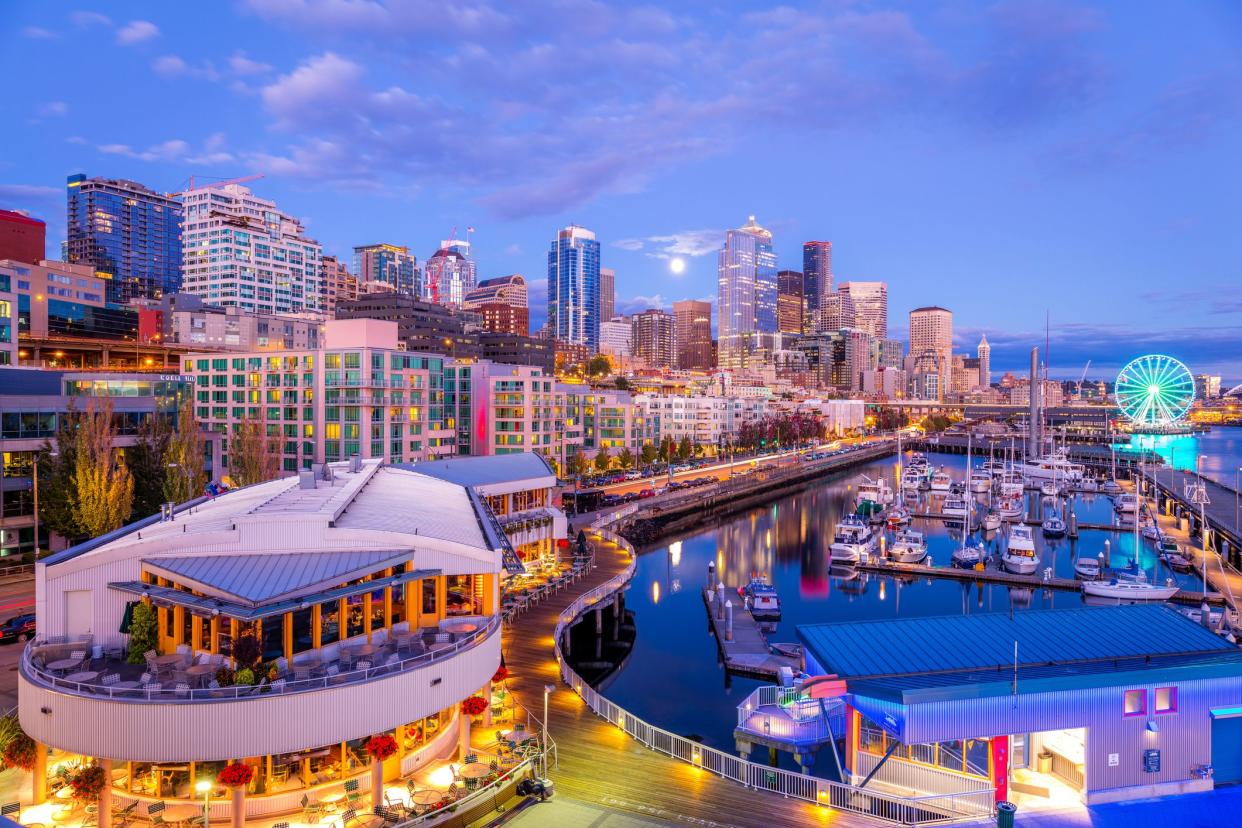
{"left": 1, "top": 733, "right": 37, "bottom": 771}
{"left": 491, "top": 666, "right": 509, "bottom": 683}
{"left": 460, "top": 696, "right": 489, "bottom": 716}
{"left": 365, "top": 734, "right": 399, "bottom": 762}
{"left": 68, "top": 765, "right": 108, "bottom": 802}
{"left": 218, "top": 763, "right": 255, "bottom": 788}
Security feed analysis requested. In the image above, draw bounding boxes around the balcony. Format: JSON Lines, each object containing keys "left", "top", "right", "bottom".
{"left": 18, "top": 616, "right": 500, "bottom": 762}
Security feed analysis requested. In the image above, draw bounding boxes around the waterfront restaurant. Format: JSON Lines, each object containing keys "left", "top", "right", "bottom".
{"left": 17, "top": 458, "right": 528, "bottom": 823}
{"left": 799, "top": 605, "right": 1242, "bottom": 807}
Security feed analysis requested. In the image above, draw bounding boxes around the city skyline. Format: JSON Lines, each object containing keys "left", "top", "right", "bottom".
{"left": 1, "top": 2, "right": 1240, "bottom": 378}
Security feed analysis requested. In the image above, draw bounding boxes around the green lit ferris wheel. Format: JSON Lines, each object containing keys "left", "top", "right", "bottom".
{"left": 1115, "top": 354, "right": 1195, "bottom": 428}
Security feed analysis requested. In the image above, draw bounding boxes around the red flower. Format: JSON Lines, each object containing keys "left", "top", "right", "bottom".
{"left": 365, "top": 734, "right": 399, "bottom": 761}
{"left": 491, "top": 666, "right": 509, "bottom": 683}
{"left": 218, "top": 763, "right": 255, "bottom": 788}
{"left": 68, "top": 765, "right": 107, "bottom": 802}
{"left": 1, "top": 734, "right": 37, "bottom": 772}
{"left": 460, "top": 695, "right": 489, "bottom": 716}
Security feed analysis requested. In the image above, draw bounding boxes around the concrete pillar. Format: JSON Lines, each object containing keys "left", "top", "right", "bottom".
{"left": 707, "top": 562, "right": 716, "bottom": 591}
{"left": 371, "top": 759, "right": 384, "bottom": 811}
{"left": 483, "top": 681, "right": 493, "bottom": 727}
{"left": 99, "top": 759, "right": 113, "bottom": 828}
{"left": 594, "top": 608, "right": 603, "bottom": 634}
{"left": 32, "top": 741, "right": 47, "bottom": 804}
{"left": 716, "top": 582, "right": 725, "bottom": 619}
{"left": 231, "top": 787, "right": 245, "bottom": 828}
{"left": 725, "top": 601, "right": 734, "bottom": 642}
{"left": 458, "top": 710, "right": 472, "bottom": 758}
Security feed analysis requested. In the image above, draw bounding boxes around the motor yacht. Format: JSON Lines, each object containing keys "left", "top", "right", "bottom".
{"left": 968, "top": 469, "right": 992, "bottom": 494}
{"left": 1017, "top": 451, "right": 1086, "bottom": 484}
{"left": 890, "top": 529, "right": 928, "bottom": 564}
{"left": 980, "top": 510, "right": 1002, "bottom": 532}
{"left": 1113, "top": 492, "right": 1139, "bottom": 514}
{"left": 1002, "top": 525, "right": 1039, "bottom": 574}
{"left": 857, "top": 475, "right": 895, "bottom": 507}
{"left": 739, "top": 576, "right": 781, "bottom": 620}
{"left": 997, "top": 495, "right": 1025, "bottom": 521}
{"left": 942, "top": 492, "right": 970, "bottom": 523}
{"left": 930, "top": 469, "right": 952, "bottom": 493}
{"left": 1042, "top": 512, "right": 1067, "bottom": 538}
{"left": 1074, "top": 555, "right": 1101, "bottom": 580}
{"left": 829, "top": 515, "right": 877, "bottom": 565}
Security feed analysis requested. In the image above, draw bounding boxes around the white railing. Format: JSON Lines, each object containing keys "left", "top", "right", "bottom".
{"left": 855, "top": 752, "right": 993, "bottom": 806}
{"left": 554, "top": 527, "right": 995, "bottom": 826}
{"left": 735, "top": 686, "right": 841, "bottom": 745}
{"left": 22, "top": 615, "right": 502, "bottom": 703}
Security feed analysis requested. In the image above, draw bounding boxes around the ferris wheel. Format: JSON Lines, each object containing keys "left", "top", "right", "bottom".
{"left": 1114, "top": 354, "right": 1195, "bottom": 428}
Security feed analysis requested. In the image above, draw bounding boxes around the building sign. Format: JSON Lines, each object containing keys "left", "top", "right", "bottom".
{"left": 1108, "top": 753, "right": 1119, "bottom": 767}
{"left": 1143, "top": 749, "right": 1161, "bottom": 773}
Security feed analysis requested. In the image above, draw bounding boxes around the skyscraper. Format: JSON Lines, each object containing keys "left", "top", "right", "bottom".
{"left": 776, "top": 270, "right": 804, "bottom": 335}
{"left": 802, "top": 240, "right": 832, "bottom": 331}
{"left": 464, "top": 274, "right": 527, "bottom": 310}
{"left": 180, "top": 182, "right": 321, "bottom": 314}
{"left": 631, "top": 308, "right": 676, "bottom": 369}
{"left": 717, "top": 216, "right": 777, "bottom": 372}
{"left": 354, "top": 243, "right": 420, "bottom": 297}
{"left": 838, "top": 281, "right": 888, "bottom": 340}
{"left": 547, "top": 225, "right": 601, "bottom": 351}
{"left": 977, "top": 334, "right": 991, "bottom": 388}
{"left": 878, "top": 338, "right": 905, "bottom": 369}
{"left": 424, "top": 240, "right": 476, "bottom": 308}
{"left": 66, "top": 173, "right": 183, "bottom": 304}
{"left": 820, "top": 289, "right": 856, "bottom": 331}
{"left": 600, "top": 267, "right": 616, "bottom": 323}
{"left": 673, "top": 299, "right": 713, "bottom": 371}
{"left": 909, "top": 306, "right": 953, "bottom": 398}
{"left": 320, "top": 254, "right": 357, "bottom": 313}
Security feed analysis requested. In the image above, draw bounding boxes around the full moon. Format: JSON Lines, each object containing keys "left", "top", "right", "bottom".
{"left": 669, "top": 257, "right": 686, "bottom": 274}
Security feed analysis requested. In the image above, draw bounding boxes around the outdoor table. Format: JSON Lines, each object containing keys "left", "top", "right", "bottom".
{"left": 353, "top": 643, "right": 376, "bottom": 657}
{"left": 458, "top": 763, "right": 491, "bottom": 780}
{"left": 153, "top": 654, "right": 184, "bottom": 666}
{"left": 162, "top": 805, "right": 199, "bottom": 825}
{"left": 54, "top": 786, "right": 74, "bottom": 800}
{"left": 320, "top": 791, "right": 346, "bottom": 812}
{"left": 296, "top": 658, "right": 322, "bottom": 674}
{"left": 410, "top": 790, "right": 445, "bottom": 806}
{"left": 46, "top": 658, "right": 81, "bottom": 674}
{"left": 63, "top": 671, "right": 99, "bottom": 684}
{"left": 443, "top": 621, "right": 478, "bottom": 636}
{"left": 185, "top": 664, "right": 215, "bottom": 686}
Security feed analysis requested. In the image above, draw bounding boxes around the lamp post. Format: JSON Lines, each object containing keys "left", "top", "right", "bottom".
{"left": 195, "top": 779, "right": 212, "bottom": 827}
{"left": 542, "top": 683, "right": 555, "bottom": 779}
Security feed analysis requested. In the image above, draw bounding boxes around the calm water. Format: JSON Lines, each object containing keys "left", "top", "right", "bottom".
{"left": 1124, "top": 427, "right": 1242, "bottom": 488}
{"left": 593, "top": 433, "right": 1241, "bottom": 774}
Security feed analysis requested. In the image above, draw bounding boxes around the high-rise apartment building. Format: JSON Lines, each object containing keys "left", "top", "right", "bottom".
{"left": 673, "top": 299, "right": 713, "bottom": 371}
{"left": 66, "top": 173, "right": 183, "bottom": 304}
{"left": 473, "top": 303, "right": 528, "bottom": 336}
{"left": 776, "top": 270, "right": 804, "bottom": 335}
{"left": 839, "top": 281, "right": 888, "bottom": 340}
{"left": 802, "top": 241, "right": 832, "bottom": 331}
{"left": 0, "top": 209, "right": 46, "bottom": 265}
{"left": 464, "top": 274, "right": 527, "bottom": 311}
{"left": 977, "top": 334, "right": 991, "bottom": 388}
{"left": 180, "top": 183, "right": 321, "bottom": 315}
{"left": 320, "top": 254, "right": 357, "bottom": 313}
{"left": 424, "top": 240, "right": 476, "bottom": 308}
{"left": 547, "top": 225, "right": 601, "bottom": 352}
{"left": 878, "top": 338, "right": 905, "bottom": 369}
{"left": 820, "top": 289, "right": 856, "bottom": 331}
{"left": 600, "top": 267, "right": 616, "bottom": 323}
{"left": 833, "top": 329, "right": 874, "bottom": 392}
{"left": 353, "top": 243, "right": 419, "bottom": 297}
{"left": 599, "top": 317, "right": 632, "bottom": 360}
{"left": 717, "top": 216, "right": 777, "bottom": 372}
{"left": 909, "top": 306, "right": 953, "bottom": 398}
{"left": 631, "top": 308, "right": 676, "bottom": 369}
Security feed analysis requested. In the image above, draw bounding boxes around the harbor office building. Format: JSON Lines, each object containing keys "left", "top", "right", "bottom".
{"left": 799, "top": 606, "right": 1242, "bottom": 806}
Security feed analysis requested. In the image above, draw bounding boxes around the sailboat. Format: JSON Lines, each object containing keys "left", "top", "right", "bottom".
{"left": 951, "top": 445, "right": 986, "bottom": 568}
{"left": 1084, "top": 479, "right": 1179, "bottom": 602}
{"left": 1101, "top": 446, "right": 1122, "bottom": 495}
{"left": 1041, "top": 500, "right": 1067, "bottom": 537}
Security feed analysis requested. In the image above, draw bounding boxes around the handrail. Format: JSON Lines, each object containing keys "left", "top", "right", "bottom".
{"left": 21, "top": 614, "right": 502, "bottom": 704}
{"left": 554, "top": 526, "right": 994, "bottom": 825}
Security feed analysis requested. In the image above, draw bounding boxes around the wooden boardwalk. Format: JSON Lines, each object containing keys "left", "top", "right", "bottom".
{"left": 701, "top": 585, "right": 801, "bottom": 680}
{"left": 499, "top": 529, "right": 856, "bottom": 827}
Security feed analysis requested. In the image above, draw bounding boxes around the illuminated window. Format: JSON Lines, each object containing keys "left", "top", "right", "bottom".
{"left": 1124, "top": 689, "right": 1146, "bottom": 717}
{"left": 1155, "top": 687, "right": 1177, "bottom": 714}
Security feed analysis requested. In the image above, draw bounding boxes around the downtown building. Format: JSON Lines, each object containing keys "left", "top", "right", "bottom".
{"left": 463, "top": 274, "right": 529, "bottom": 336}
{"left": 547, "top": 225, "right": 601, "bottom": 352}
{"left": 424, "top": 240, "right": 476, "bottom": 308}
{"left": 776, "top": 270, "right": 805, "bottom": 335}
{"left": 908, "top": 305, "right": 953, "bottom": 399}
{"left": 634, "top": 393, "right": 769, "bottom": 449}
{"left": 599, "top": 267, "right": 616, "bottom": 323}
{"left": 717, "top": 216, "right": 777, "bottom": 372}
{"left": 838, "top": 281, "right": 888, "bottom": 340}
{"left": 599, "top": 317, "right": 632, "bottom": 363}
{"left": 0, "top": 209, "right": 46, "bottom": 265}
{"left": 66, "top": 174, "right": 183, "bottom": 305}
{"left": 320, "top": 254, "right": 358, "bottom": 313}
{"left": 182, "top": 319, "right": 454, "bottom": 474}
{"left": 139, "top": 292, "right": 324, "bottom": 352}
{"left": 353, "top": 243, "right": 420, "bottom": 297}
{"left": 179, "top": 183, "right": 322, "bottom": 315}
{"left": 673, "top": 300, "right": 713, "bottom": 371}
{"left": 802, "top": 240, "right": 833, "bottom": 331}
{"left": 631, "top": 308, "right": 676, "bottom": 369}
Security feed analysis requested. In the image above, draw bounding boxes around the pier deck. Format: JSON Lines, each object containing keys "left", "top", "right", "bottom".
{"left": 701, "top": 585, "right": 802, "bottom": 680}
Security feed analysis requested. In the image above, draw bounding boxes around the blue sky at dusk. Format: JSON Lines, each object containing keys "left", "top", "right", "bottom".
{"left": 1, "top": 1, "right": 1240, "bottom": 380}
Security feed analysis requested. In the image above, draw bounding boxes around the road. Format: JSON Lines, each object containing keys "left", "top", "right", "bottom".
{"left": 0, "top": 576, "right": 35, "bottom": 712}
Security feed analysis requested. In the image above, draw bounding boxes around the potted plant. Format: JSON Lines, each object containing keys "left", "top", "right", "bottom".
{"left": 461, "top": 695, "right": 489, "bottom": 721}
{"left": 126, "top": 602, "right": 159, "bottom": 665}
{"left": 1, "top": 730, "right": 37, "bottom": 772}
{"left": 218, "top": 762, "right": 255, "bottom": 828}
{"left": 234, "top": 667, "right": 255, "bottom": 686}
{"left": 68, "top": 764, "right": 107, "bottom": 804}
{"left": 365, "top": 735, "right": 399, "bottom": 808}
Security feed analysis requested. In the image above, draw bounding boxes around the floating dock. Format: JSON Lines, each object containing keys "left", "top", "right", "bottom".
{"left": 702, "top": 576, "right": 801, "bottom": 680}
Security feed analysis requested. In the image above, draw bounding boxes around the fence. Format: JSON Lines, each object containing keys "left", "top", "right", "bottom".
{"left": 735, "top": 685, "right": 841, "bottom": 745}
{"left": 553, "top": 526, "right": 995, "bottom": 825}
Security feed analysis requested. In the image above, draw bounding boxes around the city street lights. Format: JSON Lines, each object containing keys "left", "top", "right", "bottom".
{"left": 195, "top": 778, "right": 213, "bottom": 827}
{"left": 542, "top": 683, "right": 555, "bottom": 779}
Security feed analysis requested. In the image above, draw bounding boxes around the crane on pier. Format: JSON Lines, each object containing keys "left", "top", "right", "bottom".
{"left": 183, "top": 173, "right": 264, "bottom": 191}
{"left": 1075, "top": 360, "right": 1092, "bottom": 401}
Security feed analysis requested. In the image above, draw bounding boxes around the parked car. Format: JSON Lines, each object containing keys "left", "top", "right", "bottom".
{"left": 638, "top": 488, "right": 656, "bottom": 499}
{"left": 0, "top": 613, "right": 36, "bottom": 644}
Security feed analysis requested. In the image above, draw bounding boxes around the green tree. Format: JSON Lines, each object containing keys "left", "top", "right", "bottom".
{"left": 38, "top": 412, "right": 82, "bottom": 543}
{"left": 657, "top": 435, "right": 675, "bottom": 464}
{"left": 164, "top": 402, "right": 206, "bottom": 503}
{"left": 676, "top": 435, "right": 693, "bottom": 462}
{"left": 614, "top": 376, "right": 630, "bottom": 391}
{"left": 230, "top": 413, "right": 281, "bottom": 486}
{"left": 126, "top": 601, "right": 159, "bottom": 664}
{"left": 587, "top": 355, "right": 612, "bottom": 378}
{"left": 568, "top": 448, "right": 590, "bottom": 478}
{"left": 640, "top": 443, "right": 658, "bottom": 468}
{"left": 72, "top": 398, "right": 135, "bottom": 539}
{"left": 127, "top": 415, "right": 172, "bottom": 521}
{"left": 593, "top": 450, "right": 611, "bottom": 473}
{"left": 616, "top": 447, "right": 635, "bottom": 470}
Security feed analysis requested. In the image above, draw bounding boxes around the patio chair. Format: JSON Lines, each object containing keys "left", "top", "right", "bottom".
{"left": 112, "top": 800, "right": 137, "bottom": 828}
{"left": 374, "top": 807, "right": 402, "bottom": 825}
{"left": 339, "top": 650, "right": 355, "bottom": 670}
{"left": 1, "top": 803, "right": 20, "bottom": 821}
{"left": 294, "top": 667, "right": 311, "bottom": 682}
{"left": 174, "top": 682, "right": 191, "bottom": 699}
{"left": 354, "top": 660, "right": 371, "bottom": 674}
{"left": 463, "top": 753, "right": 478, "bottom": 764}
{"left": 271, "top": 678, "right": 287, "bottom": 693}
{"left": 82, "top": 803, "right": 99, "bottom": 828}
{"left": 301, "top": 795, "right": 322, "bottom": 825}
{"left": 271, "top": 822, "right": 290, "bottom": 828}
{"left": 344, "top": 778, "right": 362, "bottom": 808}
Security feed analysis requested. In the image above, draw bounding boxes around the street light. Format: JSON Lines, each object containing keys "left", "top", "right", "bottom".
{"left": 195, "top": 779, "right": 213, "bottom": 827}
{"left": 542, "top": 683, "right": 555, "bottom": 779}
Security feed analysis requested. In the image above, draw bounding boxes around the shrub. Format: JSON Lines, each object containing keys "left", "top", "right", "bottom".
{"left": 126, "top": 602, "right": 158, "bottom": 665}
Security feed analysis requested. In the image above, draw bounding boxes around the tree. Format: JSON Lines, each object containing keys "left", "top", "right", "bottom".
{"left": 616, "top": 447, "right": 635, "bottom": 470}
{"left": 72, "top": 398, "right": 135, "bottom": 539}
{"left": 593, "top": 450, "right": 611, "bottom": 473}
{"left": 676, "top": 435, "right": 693, "bottom": 462}
{"left": 587, "top": 355, "right": 612, "bottom": 378}
{"left": 657, "top": 436, "right": 676, "bottom": 464}
{"left": 38, "top": 411, "right": 82, "bottom": 543}
{"left": 126, "top": 602, "right": 158, "bottom": 664}
{"left": 568, "top": 448, "right": 590, "bottom": 479}
{"left": 640, "top": 443, "right": 658, "bottom": 468}
{"left": 164, "top": 402, "right": 206, "bottom": 503}
{"left": 230, "top": 413, "right": 281, "bottom": 486}
{"left": 614, "top": 376, "right": 630, "bottom": 391}
{"left": 127, "top": 414, "right": 172, "bottom": 521}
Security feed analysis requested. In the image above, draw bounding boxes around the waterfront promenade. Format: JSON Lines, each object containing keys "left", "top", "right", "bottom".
{"left": 500, "top": 528, "right": 839, "bottom": 827}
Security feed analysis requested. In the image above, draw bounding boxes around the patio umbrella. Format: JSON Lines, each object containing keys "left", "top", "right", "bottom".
{"left": 119, "top": 600, "right": 137, "bottom": 634}
{"left": 576, "top": 530, "right": 587, "bottom": 556}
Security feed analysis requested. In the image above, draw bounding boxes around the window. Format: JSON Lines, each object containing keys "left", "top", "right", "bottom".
{"left": 1124, "top": 689, "right": 1146, "bottom": 717}
{"left": 1155, "top": 687, "right": 1177, "bottom": 714}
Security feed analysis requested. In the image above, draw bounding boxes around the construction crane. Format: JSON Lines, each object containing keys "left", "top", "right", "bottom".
{"left": 1076, "top": 360, "right": 1092, "bottom": 400}
{"left": 183, "top": 173, "right": 264, "bottom": 192}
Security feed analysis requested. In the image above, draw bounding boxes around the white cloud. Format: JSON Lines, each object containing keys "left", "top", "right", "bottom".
{"left": 66, "top": 136, "right": 88, "bottom": 145}
{"left": 152, "top": 55, "right": 220, "bottom": 80}
{"left": 503, "top": 243, "right": 522, "bottom": 256}
{"left": 228, "top": 52, "right": 274, "bottom": 76}
{"left": 618, "top": 294, "right": 669, "bottom": 314}
{"left": 99, "top": 135, "right": 232, "bottom": 165}
{"left": 38, "top": 101, "right": 69, "bottom": 118}
{"left": 613, "top": 239, "right": 644, "bottom": 251}
{"left": 22, "top": 26, "right": 57, "bottom": 39}
{"left": 116, "top": 20, "right": 160, "bottom": 45}
{"left": 70, "top": 11, "right": 112, "bottom": 28}
{"left": 614, "top": 230, "right": 722, "bottom": 259}
{"left": 261, "top": 52, "right": 364, "bottom": 125}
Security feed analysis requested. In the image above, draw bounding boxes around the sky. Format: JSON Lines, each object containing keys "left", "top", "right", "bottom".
{"left": 1, "top": 1, "right": 1240, "bottom": 381}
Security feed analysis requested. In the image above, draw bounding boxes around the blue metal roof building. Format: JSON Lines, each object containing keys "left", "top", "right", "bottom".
{"left": 797, "top": 606, "right": 1242, "bottom": 808}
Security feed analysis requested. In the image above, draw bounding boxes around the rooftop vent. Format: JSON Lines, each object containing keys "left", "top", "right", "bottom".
{"left": 348, "top": 454, "right": 362, "bottom": 473}
{"left": 299, "top": 470, "right": 316, "bottom": 490}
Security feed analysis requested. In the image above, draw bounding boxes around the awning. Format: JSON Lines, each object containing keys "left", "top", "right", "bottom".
{"left": 109, "top": 566, "right": 440, "bottom": 622}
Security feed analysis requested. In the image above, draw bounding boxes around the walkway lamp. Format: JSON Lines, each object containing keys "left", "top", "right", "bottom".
{"left": 542, "top": 683, "right": 555, "bottom": 779}
{"left": 196, "top": 779, "right": 213, "bottom": 827}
